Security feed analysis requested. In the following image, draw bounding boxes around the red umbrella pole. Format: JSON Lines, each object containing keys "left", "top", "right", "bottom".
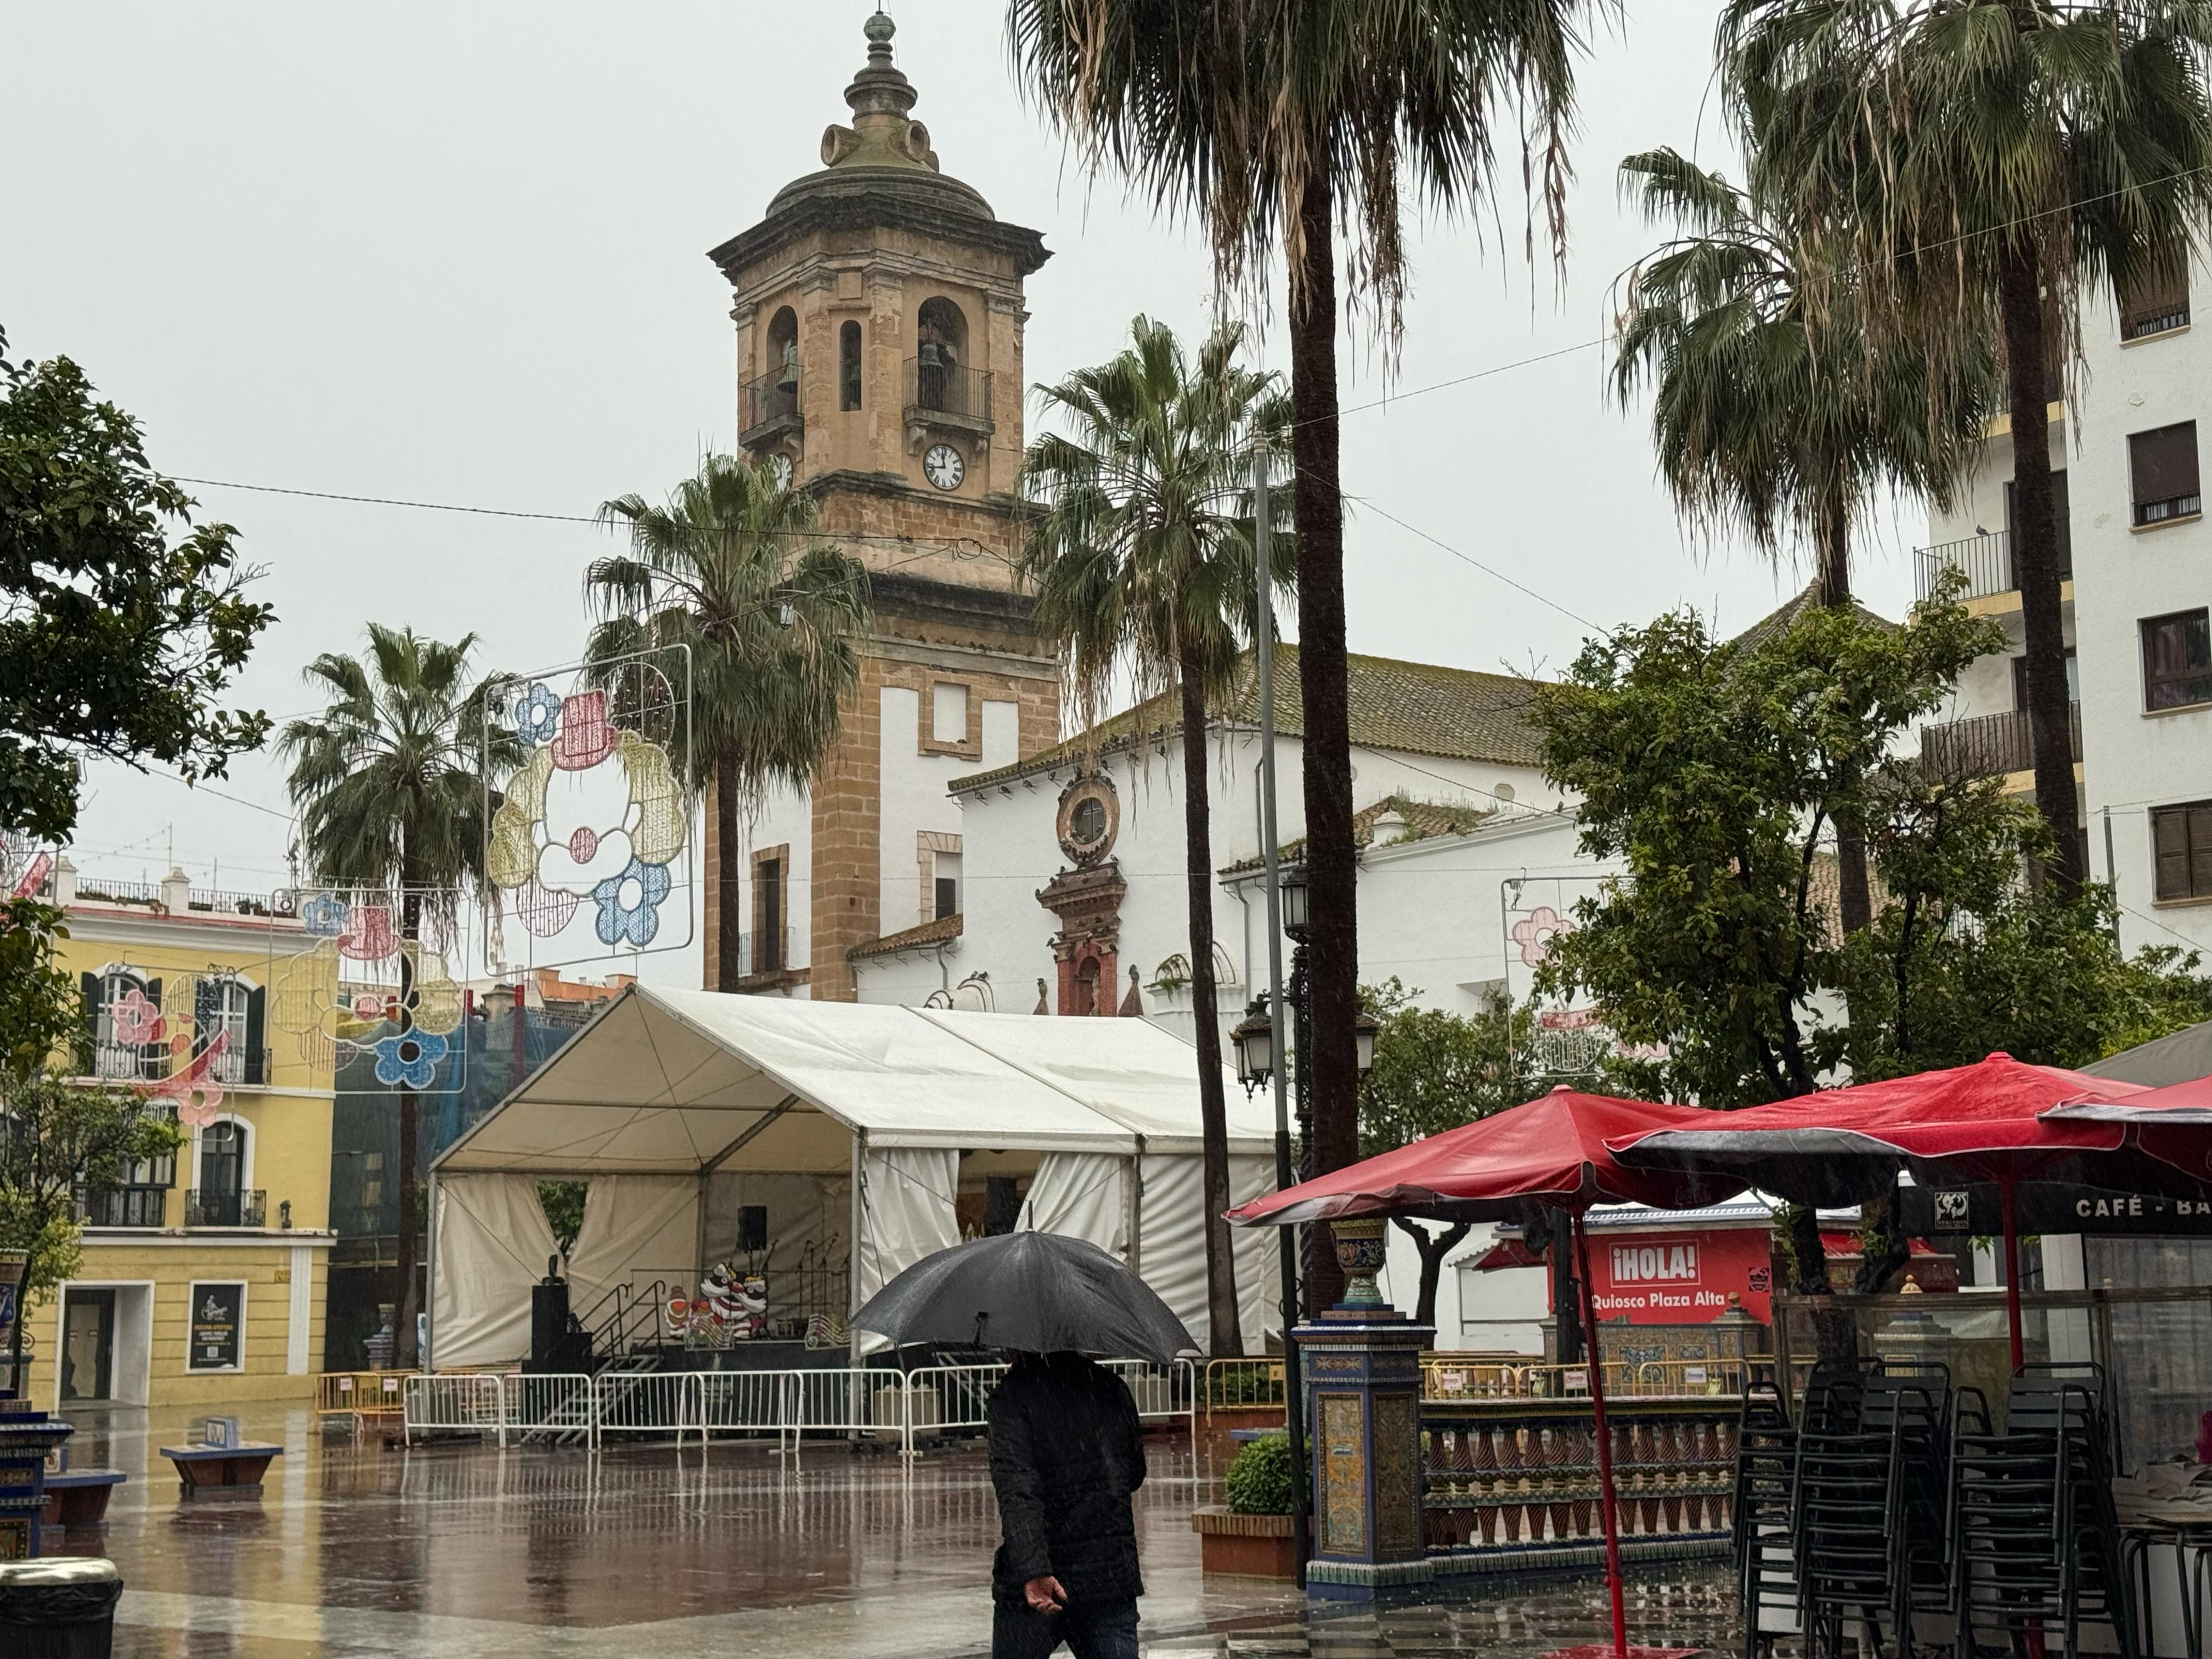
{"left": 1572, "top": 1210, "right": 1629, "bottom": 1659}
{"left": 1999, "top": 1176, "right": 2024, "bottom": 1374}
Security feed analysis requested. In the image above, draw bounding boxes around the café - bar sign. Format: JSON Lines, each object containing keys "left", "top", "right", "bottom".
{"left": 1902, "top": 1183, "right": 2212, "bottom": 1237}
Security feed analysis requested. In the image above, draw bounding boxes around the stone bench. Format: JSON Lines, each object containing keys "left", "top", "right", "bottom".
{"left": 40, "top": 1470, "right": 125, "bottom": 1530}
{"left": 157, "top": 1443, "right": 282, "bottom": 1496}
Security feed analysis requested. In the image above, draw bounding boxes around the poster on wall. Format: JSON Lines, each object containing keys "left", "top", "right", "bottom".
{"left": 188, "top": 1282, "right": 245, "bottom": 1371}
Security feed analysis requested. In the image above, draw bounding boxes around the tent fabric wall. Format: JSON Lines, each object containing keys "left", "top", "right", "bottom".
{"left": 1136, "top": 1153, "right": 1279, "bottom": 1355}
{"left": 854, "top": 1145, "right": 961, "bottom": 1310}
{"left": 565, "top": 1175, "right": 702, "bottom": 1329}
{"left": 1017, "top": 1152, "right": 1131, "bottom": 1260}
{"left": 1229, "top": 1153, "right": 1278, "bottom": 1348}
{"left": 430, "top": 1175, "right": 560, "bottom": 1370}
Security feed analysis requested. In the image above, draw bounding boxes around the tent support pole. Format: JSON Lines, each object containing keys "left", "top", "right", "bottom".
{"left": 424, "top": 1171, "right": 438, "bottom": 1373}
{"left": 849, "top": 1131, "right": 865, "bottom": 1373}
{"left": 1573, "top": 1211, "right": 1629, "bottom": 1659}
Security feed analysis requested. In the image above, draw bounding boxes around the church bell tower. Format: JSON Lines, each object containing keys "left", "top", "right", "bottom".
{"left": 704, "top": 10, "right": 1061, "bottom": 1000}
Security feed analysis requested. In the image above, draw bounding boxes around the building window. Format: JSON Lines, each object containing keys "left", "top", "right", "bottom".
{"left": 194, "top": 1120, "right": 251, "bottom": 1227}
{"left": 2131, "top": 422, "right": 2202, "bottom": 526}
{"left": 2002, "top": 470, "right": 2072, "bottom": 578}
{"left": 935, "top": 874, "right": 959, "bottom": 921}
{"left": 2153, "top": 800, "right": 2212, "bottom": 901}
{"left": 930, "top": 682, "right": 969, "bottom": 746}
{"left": 839, "top": 321, "right": 863, "bottom": 410}
{"left": 2121, "top": 255, "right": 2192, "bottom": 340}
{"left": 2143, "top": 610, "right": 2212, "bottom": 710}
{"left": 194, "top": 975, "right": 264, "bottom": 1085}
{"left": 2010, "top": 650, "right": 2079, "bottom": 710}
{"left": 84, "top": 969, "right": 166, "bottom": 1081}
{"left": 754, "top": 856, "right": 783, "bottom": 974}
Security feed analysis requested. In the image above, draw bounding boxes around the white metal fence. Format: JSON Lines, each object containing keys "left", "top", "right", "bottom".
{"left": 400, "top": 1358, "right": 1199, "bottom": 1458}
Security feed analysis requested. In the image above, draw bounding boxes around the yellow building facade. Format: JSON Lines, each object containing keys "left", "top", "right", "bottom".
{"left": 27, "top": 864, "right": 335, "bottom": 1408}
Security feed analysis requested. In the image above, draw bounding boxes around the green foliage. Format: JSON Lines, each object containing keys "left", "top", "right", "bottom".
{"left": 279, "top": 625, "right": 519, "bottom": 902}
{"left": 1225, "top": 1430, "right": 1296, "bottom": 1516}
{"left": 538, "top": 1180, "right": 587, "bottom": 1257}
{"left": 1531, "top": 586, "right": 2212, "bottom": 1111}
{"left": 586, "top": 453, "right": 870, "bottom": 808}
{"left": 0, "top": 899, "right": 82, "bottom": 1086}
{"left": 0, "top": 1071, "right": 183, "bottom": 1314}
{"left": 0, "top": 327, "right": 273, "bottom": 839}
{"left": 1356, "top": 977, "right": 1551, "bottom": 1158}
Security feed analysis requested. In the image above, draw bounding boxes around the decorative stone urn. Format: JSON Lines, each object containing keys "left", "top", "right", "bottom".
{"left": 1330, "top": 1217, "right": 1390, "bottom": 1310}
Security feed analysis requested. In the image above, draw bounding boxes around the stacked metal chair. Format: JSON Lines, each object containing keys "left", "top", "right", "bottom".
{"left": 1793, "top": 1362, "right": 1956, "bottom": 1659}
{"left": 1734, "top": 1380, "right": 1802, "bottom": 1659}
{"left": 1950, "top": 1364, "right": 2137, "bottom": 1659}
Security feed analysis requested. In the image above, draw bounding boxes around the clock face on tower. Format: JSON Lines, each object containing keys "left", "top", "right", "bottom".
{"left": 768, "top": 453, "right": 794, "bottom": 491}
{"left": 923, "top": 443, "right": 966, "bottom": 492}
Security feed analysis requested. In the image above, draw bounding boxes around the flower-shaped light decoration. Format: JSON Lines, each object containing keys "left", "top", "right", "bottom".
{"left": 1510, "top": 905, "right": 1575, "bottom": 968}
{"left": 299, "top": 891, "right": 350, "bottom": 938}
{"left": 514, "top": 682, "right": 562, "bottom": 747}
{"left": 373, "top": 1029, "right": 448, "bottom": 1090}
{"left": 352, "top": 993, "right": 386, "bottom": 1020}
{"left": 109, "top": 987, "right": 166, "bottom": 1046}
{"left": 340, "top": 905, "right": 399, "bottom": 963}
{"left": 487, "top": 716, "right": 686, "bottom": 950}
{"left": 594, "top": 858, "right": 671, "bottom": 947}
{"left": 153, "top": 1030, "right": 227, "bottom": 1126}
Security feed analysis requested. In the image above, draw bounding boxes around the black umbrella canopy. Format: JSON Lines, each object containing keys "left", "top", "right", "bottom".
{"left": 850, "top": 1232, "right": 1198, "bottom": 1367}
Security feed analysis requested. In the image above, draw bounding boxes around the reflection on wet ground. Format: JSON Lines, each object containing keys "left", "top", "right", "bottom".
{"left": 53, "top": 1404, "right": 1740, "bottom": 1657}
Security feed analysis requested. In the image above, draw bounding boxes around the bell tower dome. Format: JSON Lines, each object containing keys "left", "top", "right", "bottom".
{"left": 702, "top": 11, "right": 1061, "bottom": 1000}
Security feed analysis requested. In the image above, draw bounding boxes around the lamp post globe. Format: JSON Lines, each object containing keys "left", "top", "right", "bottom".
{"left": 1279, "top": 867, "right": 1309, "bottom": 941}
{"left": 1232, "top": 1006, "right": 1275, "bottom": 1091}
{"left": 1353, "top": 1010, "right": 1380, "bottom": 1075}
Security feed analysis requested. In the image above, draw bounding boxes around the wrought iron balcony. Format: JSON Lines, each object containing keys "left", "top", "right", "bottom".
{"left": 186, "top": 1188, "right": 267, "bottom": 1229}
{"left": 1920, "top": 703, "right": 2082, "bottom": 780}
{"left": 1912, "top": 528, "right": 2073, "bottom": 603}
{"left": 903, "top": 358, "right": 992, "bottom": 433}
{"left": 740, "top": 367, "right": 802, "bottom": 449}
{"left": 82, "top": 1186, "right": 168, "bottom": 1228}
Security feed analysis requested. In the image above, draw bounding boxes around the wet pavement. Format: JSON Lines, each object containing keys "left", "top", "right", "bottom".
{"left": 47, "top": 1404, "right": 1743, "bottom": 1656}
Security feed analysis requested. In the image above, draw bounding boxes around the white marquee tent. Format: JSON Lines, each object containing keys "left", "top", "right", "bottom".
{"left": 426, "top": 986, "right": 1282, "bottom": 1368}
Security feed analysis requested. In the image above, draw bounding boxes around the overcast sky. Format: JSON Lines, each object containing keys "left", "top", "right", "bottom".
{"left": 2, "top": 1, "right": 1927, "bottom": 983}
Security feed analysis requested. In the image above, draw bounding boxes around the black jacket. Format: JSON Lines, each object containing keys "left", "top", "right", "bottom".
{"left": 986, "top": 1352, "right": 1147, "bottom": 1608}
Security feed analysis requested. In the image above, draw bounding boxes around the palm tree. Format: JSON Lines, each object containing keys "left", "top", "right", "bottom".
{"left": 1019, "top": 314, "right": 1294, "bottom": 1355}
{"left": 281, "top": 625, "right": 518, "bottom": 1367}
{"left": 1722, "top": 0, "right": 2212, "bottom": 888}
{"left": 1612, "top": 146, "right": 1999, "bottom": 932}
{"left": 1008, "top": 0, "right": 1598, "bottom": 1300}
{"left": 586, "top": 453, "right": 870, "bottom": 990}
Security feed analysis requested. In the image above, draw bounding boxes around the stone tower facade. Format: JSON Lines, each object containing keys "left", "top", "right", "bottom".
{"left": 703, "top": 13, "right": 1062, "bottom": 1000}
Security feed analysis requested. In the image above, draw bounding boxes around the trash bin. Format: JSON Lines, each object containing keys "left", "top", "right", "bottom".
{"left": 0, "top": 1558, "right": 122, "bottom": 1659}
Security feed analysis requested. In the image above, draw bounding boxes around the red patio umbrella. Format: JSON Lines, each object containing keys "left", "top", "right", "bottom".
{"left": 1607, "top": 1053, "right": 2165, "bottom": 1369}
{"left": 2041, "top": 1073, "right": 2212, "bottom": 1194}
{"left": 1227, "top": 1087, "right": 1742, "bottom": 1659}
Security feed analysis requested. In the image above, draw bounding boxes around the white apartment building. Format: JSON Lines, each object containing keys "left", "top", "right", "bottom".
{"left": 1919, "top": 255, "right": 2208, "bottom": 957}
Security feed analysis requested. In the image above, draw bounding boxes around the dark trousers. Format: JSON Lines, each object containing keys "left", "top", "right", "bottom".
{"left": 991, "top": 1597, "right": 1139, "bottom": 1659}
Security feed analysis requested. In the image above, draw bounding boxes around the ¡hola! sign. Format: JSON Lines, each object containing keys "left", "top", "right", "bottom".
{"left": 1581, "top": 1228, "right": 1773, "bottom": 1324}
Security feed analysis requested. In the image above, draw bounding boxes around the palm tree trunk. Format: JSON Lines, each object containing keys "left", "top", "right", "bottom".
{"left": 1998, "top": 241, "right": 2083, "bottom": 889}
{"left": 1176, "top": 631, "right": 1242, "bottom": 1356}
{"left": 1821, "top": 505, "right": 1874, "bottom": 937}
{"left": 395, "top": 868, "right": 422, "bottom": 1369}
{"left": 716, "top": 746, "right": 744, "bottom": 989}
{"left": 1289, "top": 163, "right": 1358, "bottom": 1313}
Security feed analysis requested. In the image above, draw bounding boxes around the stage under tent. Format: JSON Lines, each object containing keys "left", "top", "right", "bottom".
{"left": 425, "top": 986, "right": 1281, "bottom": 1369}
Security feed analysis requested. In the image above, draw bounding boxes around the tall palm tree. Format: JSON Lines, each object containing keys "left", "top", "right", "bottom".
{"left": 1009, "top": 0, "right": 1597, "bottom": 1301}
{"left": 1612, "top": 146, "right": 1999, "bottom": 933}
{"left": 1722, "top": 0, "right": 2212, "bottom": 889}
{"left": 281, "top": 625, "right": 518, "bottom": 1367}
{"left": 1019, "top": 314, "right": 1294, "bottom": 1355}
{"left": 586, "top": 453, "right": 870, "bottom": 990}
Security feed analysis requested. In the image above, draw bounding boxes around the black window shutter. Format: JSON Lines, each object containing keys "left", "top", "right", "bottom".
{"left": 244, "top": 987, "right": 266, "bottom": 1084}
{"left": 80, "top": 972, "right": 101, "bottom": 1063}
{"left": 2132, "top": 424, "right": 2200, "bottom": 506}
{"left": 142, "top": 978, "right": 163, "bottom": 1077}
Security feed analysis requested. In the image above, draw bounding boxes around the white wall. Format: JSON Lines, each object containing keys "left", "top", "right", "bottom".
{"left": 2068, "top": 261, "right": 2212, "bottom": 956}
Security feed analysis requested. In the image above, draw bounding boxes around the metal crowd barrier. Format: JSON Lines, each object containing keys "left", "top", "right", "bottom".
{"left": 316, "top": 1370, "right": 409, "bottom": 1420}
{"left": 398, "top": 1358, "right": 1200, "bottom": 1457}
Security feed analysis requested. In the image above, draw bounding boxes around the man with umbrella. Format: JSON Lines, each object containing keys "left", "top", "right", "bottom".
{"left": 987, "top": 1350, "right": 1148, "bottom": 1658}
{"left": 848, "top": 1230, "right": 1199, "bottom": 1659}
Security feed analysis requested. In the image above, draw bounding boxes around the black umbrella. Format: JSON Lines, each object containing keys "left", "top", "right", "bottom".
{"left": 850, "top": 1232, "right": 1197, "bottom": 1366}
